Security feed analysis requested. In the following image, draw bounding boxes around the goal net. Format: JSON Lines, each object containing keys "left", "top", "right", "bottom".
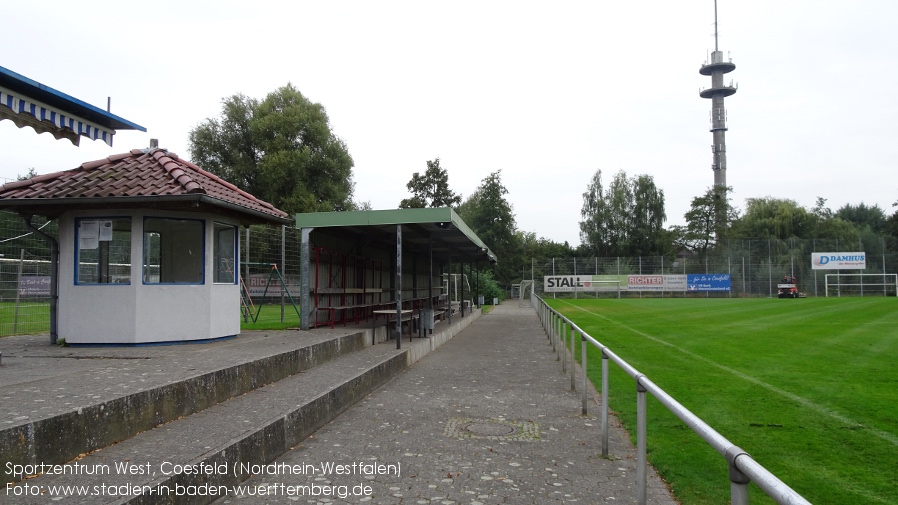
{"left": 519, "top": 280, "right": 534, "bottom": 307}
{"left": 824, "top": 273, "right": 898, "bottom": 297}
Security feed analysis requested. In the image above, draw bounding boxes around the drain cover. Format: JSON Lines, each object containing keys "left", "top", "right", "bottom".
{"left": 443, "top": 418, "right": 540, "bottom": 441}
{"left": 464, "top": 422, "right": 517, "bottom": 436}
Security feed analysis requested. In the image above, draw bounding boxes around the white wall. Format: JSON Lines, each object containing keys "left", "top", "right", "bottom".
{"left": 58, "top": 209, "right": 241, "bottom": 344}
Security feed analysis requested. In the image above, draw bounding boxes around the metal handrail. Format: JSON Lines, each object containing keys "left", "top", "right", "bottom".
{"left": 531, "top": 293, "right": 812, "bottom": 505}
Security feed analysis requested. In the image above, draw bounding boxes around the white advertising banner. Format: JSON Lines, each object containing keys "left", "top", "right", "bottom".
{"left": 811, "top": 252, "right": 866, "bottom": 270}
{"left": 627, "top": 275, "right": 687, "bottom": 292}
{"left": 543, "top": 275, "right": 625, "bottom": 292}
{"left": 543, "top": 274, "right": 688, "bottom": 292}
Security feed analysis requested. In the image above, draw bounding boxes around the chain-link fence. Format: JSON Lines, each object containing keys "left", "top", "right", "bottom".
{"left": 4, "top": 216, "right": 895, "bottom": 336}
{"left": 0, "top": 211, "right": 57, "bottom": 336}
{"left": 239, "top": 224, "right": 302, "bottom": 325}
{"left": 530, "top": 237, "right": 898, "bottom": 298}
{"left": 0, "top": 214, "right": 299, "bottom": 336}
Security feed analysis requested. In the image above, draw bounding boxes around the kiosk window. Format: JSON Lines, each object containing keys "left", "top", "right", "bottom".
{"left": 143, "top": 218, "right": 204, "bottom": 284}
{"left": 213, "top": 223, "right": 237, "bottom": 284}
{"left": 76, "top": 218, "right": 131, "bottom": 284}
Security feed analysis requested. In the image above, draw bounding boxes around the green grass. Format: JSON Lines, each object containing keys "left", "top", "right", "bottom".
{"left": 0, "top": 301, "right": 51, "bottom": 336}
{"left": 240, "top": 303, "right": 301, "bottom": 331}
{"left": 0, "top": 301, "right": 302, "bottom": 336}
{"left": 546, "top": 297, "right": 898, "bottom": 505}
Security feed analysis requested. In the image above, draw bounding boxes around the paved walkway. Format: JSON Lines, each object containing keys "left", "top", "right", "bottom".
{"left": 218, "top": 302, "right": 677, "bottom": 504}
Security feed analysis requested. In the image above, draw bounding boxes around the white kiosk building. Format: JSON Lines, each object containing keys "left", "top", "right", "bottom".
{"left": 0, "top": 147, "right": 290, "bottom": 345}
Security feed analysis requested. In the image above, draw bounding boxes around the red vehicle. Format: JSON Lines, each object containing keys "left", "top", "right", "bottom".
{"left": 777, "top": 275, "right": 801, "bottom": 298}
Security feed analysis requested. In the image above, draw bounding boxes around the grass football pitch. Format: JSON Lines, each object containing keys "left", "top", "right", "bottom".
{"left": 546, "top": 297, "right": 897, "bottom": 505}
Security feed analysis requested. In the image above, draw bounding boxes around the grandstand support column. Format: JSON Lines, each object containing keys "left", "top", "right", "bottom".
{"left": 300, "top": 227, "right": 313, "bottom": 330}
{"left": 447, "top": 255, "right": 452, "bottom": 326}
{"left": 395, "top": 225, "right": 402, "bottom": 350}
{"left": 428, "top": 237, "right": 434, "bottom": 334}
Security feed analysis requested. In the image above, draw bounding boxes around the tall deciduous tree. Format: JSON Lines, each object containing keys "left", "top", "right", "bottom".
{"left": 458, "top": 170, "right": 518, "bottom": 285}
{"left": 188, "top": 84, "right": 355, "bottom": 215}
{"left": 835, "top": 202, "right": 888, "bottom": 234}
{"left": 579, "top": 169, "right": 608, "bottom": 256}
{"left": 578, "top": 169, "right": 667, "bottom": 257}
{"left": 730, "top": 197, "right": 810, "bottom": 239}
{"left": 675, "top": 185, "right": 737, "bottom": 255}
{"left": 399, "top": 158, "right": 461, "bottom": 209}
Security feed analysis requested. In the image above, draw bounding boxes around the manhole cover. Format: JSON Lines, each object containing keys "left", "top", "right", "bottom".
{"left": 463, "top": 422, "right": 517, "bottom": 436}
{"left": 443, "top": 418, "right": 540, "bottom": 441}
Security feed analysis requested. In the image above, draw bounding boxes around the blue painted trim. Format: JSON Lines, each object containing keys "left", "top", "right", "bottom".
{"left": 67, "top": 334, "right": 238, "bottom": 348}
{"left": 74, "top": 216, "right": 132, "bottom": 286}
{"left": 0, "top": 65, "right": 146, "bottom": 131}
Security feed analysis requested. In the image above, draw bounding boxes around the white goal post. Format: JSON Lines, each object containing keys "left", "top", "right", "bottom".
{"left": 824, "top": 273, "right": 898, "bottom": 297}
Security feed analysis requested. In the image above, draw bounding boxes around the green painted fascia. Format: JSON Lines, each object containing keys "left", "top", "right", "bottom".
{"left": 294, "top": 207, "right": 496, "bottom": 263}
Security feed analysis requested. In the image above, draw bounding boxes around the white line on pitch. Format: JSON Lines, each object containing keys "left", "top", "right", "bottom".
{"left": 560, "top": 300, "right": 898, "bottom": 447}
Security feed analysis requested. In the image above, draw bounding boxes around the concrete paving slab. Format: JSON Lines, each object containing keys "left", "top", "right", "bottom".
{"left": 216, "top": 302, "right": 678, "bottom": 505}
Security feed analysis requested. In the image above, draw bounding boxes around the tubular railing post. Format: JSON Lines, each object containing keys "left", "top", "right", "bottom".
{"left": 601, "top": 350, "right": 609, "bottom": 458}
{"left": 551, "top": 311, "right": 556, "bottom": 352}
{"left": 529, "top": 294, "right": 813, "bottom": 505}
{"left": 561, "top": 319, "right": 568, "bottom": 372}
{"left": 581, "top": 332, "right": 588, "bottom": 415}
{"left": 727, "top": 446, "right": 751, "bottom": 505}
{"left": 552, "top": 312, "right": 561, "bottom": 361}
{"left": 636, "top": 376, "right": 648, "bottom": 505}
{"left": 569, "top": 323, "right": 576, "bottom": 391}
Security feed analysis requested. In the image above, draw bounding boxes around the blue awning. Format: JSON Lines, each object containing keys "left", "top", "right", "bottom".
{"left": 0, "top": 65, "right": 145, "bottom": 147}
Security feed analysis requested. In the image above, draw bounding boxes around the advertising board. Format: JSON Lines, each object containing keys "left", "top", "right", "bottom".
{"left": 811, "top": 252, "right": 866, "bottom": 270}
{"left": 687, "top": 274, "right": 731, "bottom": 292}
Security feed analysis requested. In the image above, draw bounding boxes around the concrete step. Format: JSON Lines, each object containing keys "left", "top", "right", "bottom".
{"left": 5, "top": 340, "right": 407, "bottom": 504}
{"left": 1, "top": 330, "right": 372, "bottom": 479}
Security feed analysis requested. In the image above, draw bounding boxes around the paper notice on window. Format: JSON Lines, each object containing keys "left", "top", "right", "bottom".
{"left": 98, "top": 220, "right": 114, "bottom": 241}
{"left": 79, "top": 220, "right": 100, "bottom": 250}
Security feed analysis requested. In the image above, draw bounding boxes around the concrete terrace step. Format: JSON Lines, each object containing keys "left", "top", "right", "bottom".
{"left": 1, "top": 310, "right": 483, "bottom": 504}
{"left": 5, "top": 341, "right": 408, "bottom": 504}
{"left": 1, "top": 329, "right": 373, "bottom": 478}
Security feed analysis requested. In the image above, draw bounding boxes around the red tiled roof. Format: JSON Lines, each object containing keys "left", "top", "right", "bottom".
{"left": 0, "top": 148, "right": 290, "bottom": 223}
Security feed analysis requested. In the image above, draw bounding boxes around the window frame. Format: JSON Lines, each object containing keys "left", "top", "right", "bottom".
{"left": 74, "top": 216, "right": 132, "bottom": 286}
{"left": 213, "top": 222, "right": 238, "bottom": 285}
{"left": 141, "top": 217, "right": 206, "bottom": 285}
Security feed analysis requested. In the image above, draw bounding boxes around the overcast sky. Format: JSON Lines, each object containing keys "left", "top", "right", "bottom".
{"left": 2, "top": 1, "right": 896, "bottom": 246}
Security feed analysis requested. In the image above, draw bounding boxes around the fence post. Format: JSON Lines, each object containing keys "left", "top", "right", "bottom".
{"left": 561, "top": 319, "right": 567, "bottom": 372}
{"left": 581, "top": 332, "right": 588, "bottom": 415}
{"left": 636, "top": 375, "right": 648, "bottom": 505}
{"left": 13, "top": 248, "right": 24, "bottom": 334}
{"left": 569, "top": 323, "right": 576, "bottom": 391}
{"left": 726, "top": 446, "right": 751, "bottom": 505}
{"left": 280, "top": 224, "right": 286, "bottom": 323}
{"left": 552, "top": 312, "right": 558, "bottom": 354}
{"left": 601, "top": 350, "right": 609, "bottom": 458}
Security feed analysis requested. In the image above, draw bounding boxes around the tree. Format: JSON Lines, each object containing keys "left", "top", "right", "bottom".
{"left": 578, "top": 169, "right": 608, "bottom": 256}
{"left": 458, "top": 170, "right": 518, "bottom": 285}
{"left": 188, "top": 83, "right": 355, "bottom": 215}
{"left": 629, "top": 174, "right": 666, "bottom": 256}
{"left": 17, "top": 168, "right": 37, "bottom": 181}
{"left": 578, "top": 169, "right": 667, "bottom": 257}
{"left": 398, "top": 158, "right": 461, "bottom": 209}
{"left": 730, "top": 197, "right": 810, "bottom": 239}
{"left": 676, "top": 186, "right": 737, "bottom": 255}
{"left": 835, "top": 202, "right": 888, "bottom": 235}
